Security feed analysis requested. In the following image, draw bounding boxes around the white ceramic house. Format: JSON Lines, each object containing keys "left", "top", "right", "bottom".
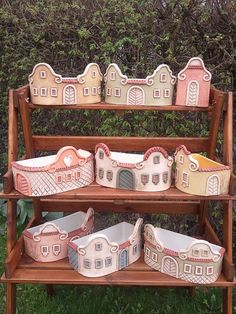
{"left": 174, "top": 145, "right": 230, "bottom": 196}
{"left": 95, "top": 143, "right": 173, "bottom": 191}
{"left": 68, "top": 218, "right": 143, "bottom": 277}
{"left": 175, "top": 57, "right": 212, "bottom": 107}
{"left": 104, "top": 63, "right": 176, "bottom": 106}
{"left": 28, "top": 63, "right": 102, "bottom": 105}
{"left": 144, "top": 224, "right": 225, "bottom": 284}
{"left": 23, "top": 208, "right": 94, "bottom": 262}
{"left": 12, "top": 146, "right": 94, "bottom": 196}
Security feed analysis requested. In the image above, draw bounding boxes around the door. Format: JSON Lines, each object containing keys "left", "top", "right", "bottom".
{"left": 127, "top": 86, "right": 144, "bottom": 105}
{"left": 119, "top": 249, "right": 128, "bottom": 269}
{"left": 15, "top": 173, "right": 31, "bottom": 195}
{"left": 117, "top": 169, "right": 135, "bottom": 190}
{"left": 186, "top": 81, "right": 199, "bottom": 106}
{"left": 63, "top": 85, "right": 76, "bottom": 104}
{"left": 161, "top": 256, "right": 178, "bottom": 278}
{"left": 206, "top": 175, "right": 220, "bottom": 195}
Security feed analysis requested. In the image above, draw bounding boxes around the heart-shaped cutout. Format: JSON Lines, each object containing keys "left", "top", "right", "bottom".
{"left": 64, "top": 155, "right": 73, "bottom": 167}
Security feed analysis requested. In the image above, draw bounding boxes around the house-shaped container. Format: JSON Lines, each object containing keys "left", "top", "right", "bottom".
{"left": 23, "top": 208, "right": 94, "bottom": 262}
{"left": 174, "top": 145, "right": 230, "bottom": 196}
{"left": 104, "top": 63, "right": 176, "bottom": 106}
{"left": 28, "top": 63, "right": 102, "bottom": 105}
{"left": 12, "top": 146, "right": 94, "bottom": 196}
{"left": 175, "top": 57, "right": 212, "bottom": 107}
{"left": 144, "top": 224, "right": 225, "bottom": 284}
{"left": 95, "top": 143, "right": 173, "bottom": 191}
{"left": 68, "top": 218, "right": 143, "bottom": 277}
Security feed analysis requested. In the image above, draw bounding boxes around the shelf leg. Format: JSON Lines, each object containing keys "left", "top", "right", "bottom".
{"left": 196, "top": 200, "right": 208, "bottom": 236}
{"left": 45, "top": 284, "right": 55, "bottom": 297}
{"left": 6, "top": 284, "right": 16, "bottom": 314}
{"left": 223, "top": 287, "right": 233, "bottom": 314}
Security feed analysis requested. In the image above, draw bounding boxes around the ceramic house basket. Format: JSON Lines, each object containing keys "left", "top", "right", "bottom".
{"left": 174, "top": 145, "right": 231, "bottom": 196}
{"left": 95, "top": 143, "right": 173, "bottom": 192}
{"left": 29, "top": 62, "right": 102, "bottom": 105}
{"left": 68, "top": 218, "right": 143, "bottom": 277}
{"left": 23, "top": 208, "right": 94, "bottom": 262}
{"left": 104, "top": 63, "right": 176, "bottom": 106}
{"left": 144, "top": 224, "right": 225, "bottom": 284}
{"left": 12, "top": 146, "right": 94, "bottom": 196}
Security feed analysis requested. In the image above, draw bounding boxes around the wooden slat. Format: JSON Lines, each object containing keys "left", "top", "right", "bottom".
{"left": 32, "top": 135, "right": 209, "bottom": 153}
{"left": 223, "top": 201, "right": 233, "bottom": 263}
{"left": 6, "top": 200, "right": 17, "bottom": 256}
{"left": 223, "top": 287, "right": 233, "bottom": 314}
{"left": 204, "top": 217, "right": 222, "bottom": 246}
{"left": 222, "top": 252, "right": 235, "bottom": 282}
{"left": 6, "top": 284, "right": 16, "bottom": 314}
{"left": 3, "top": 169, "right": 14, "bottom": 194}
{"left": 223, "top": 92, "right": 233, "bottom": 168}
{"left": 8, "top": 89, "right": 18, "bottom": 167}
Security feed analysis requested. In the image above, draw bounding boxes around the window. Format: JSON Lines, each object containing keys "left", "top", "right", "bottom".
{"left": 192, "top": 249, "right": 199, "bottom": 256}
{"left": 110, "top": 72, "right": 116, "bottom": 80}
{"left": 106, "top": 170, "right": 113, "bottom": 182}
{"left": 152, "top": 174, "right": 160, "bottom": 185}
{"left": 114, "top": 88, "right": 121, "bottom": 97}
{"left": 84, "top": 259, "right": 91, "bottom": 269}
{"left": 95, "top": 259, "right": 103, "bottom": 269}
{"left": 106, "top": 87, "right": 112, "bottom": 96}
{"left": 40, "top": 70, "right": 47, "bottom": 78}
{"left": 50, "top": 88, "right": 57, "bottom": 97}
{"left": 92, "top": 70, "right": 96, "bottom": 78}
{"left": 153, "top": 89, "right": 161, "bottom": 98}
{"left": 52, "top": 244, "right": 61, "bottom": 256}
{"left": 206, "top": 266, "right": 214, "bottom": 275}
{"left": 83, "top": 87, "right": 89, "bottom": 96}
{"left": 98, "top": 168, "right": 104, "bottom": 179}
{"left": 145, "top": 246, "right": 150, "bottom": 257}
{"left": 98, "top": 86, "right": 101, "bottom": 95}
{"left": 195, "top": 265, "right": 203, "bottom": 275}
{"left": 182, "top": 172, "right": 189, "bottom": 186}
{"left": 133, "top": 244, "right": 137, "bottom": 255}
{"left": 184, "top": 264, "right": 192, "bottom": 274}
{"left": 164, "top": 89, "right": 170, "bottom": 98}
{"left": 40, "top": 88, "right": 47, "bottom": 97}
{"left": 153, "top": 155, "right": 160, "bottom": 164}
{"left": 56, "top": 175, "right": 63, "bottom": 184}
{"left": 33, "top": 87, "right": 38, "bottom": 96}
{"left": 41, "top": 245, "right": 49, "bottom": 257}
{"left": 95, "top": 242, "right": 102, "bottom": 251}
{"left": 160, "top": 73, "right": 167, "bottom": 82}
{"left": 66, "top": 173, "right": 72, "bottom": 182}
{"left": 92, "top": 87, "right": 97, "bottom": 96}
{"left": 99, "top": 150, "right": 104, "bottom": 159}
{"left": 202, "top": 250, "right": 209, "bottom": 257}
{"left": 152, "top": 252, "right": 158, "bottom": 262}
{"left": 162, "top": 172, "right": 168, "bottom": 184}
{"left": 179, "top": 154, "right": 184, "bottom": 164}
{"left": 105, "top": 257, "right": 112, "bottom": 267}
{"left": 141, "top": 174, "right": 149, "bottom": 185}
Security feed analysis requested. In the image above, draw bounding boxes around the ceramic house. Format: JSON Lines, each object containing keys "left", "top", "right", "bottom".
{"left": 68, "top": 218, "right": 143, "bottom": 277}
{"left": 175, "top": 57, "right": 212, "bottom": 107}
{"left": 23, "top": 208, "right": 94, "bottom": 262}
{"left": 144, "top": 224, "right": 224, "bottom": 284}
{"left": 95, "top": 143, "right": 173, "bottom": 191}
{"left": 12, "top": 146, "right": 94, "bottom": 196}
{"left": 104, "top": 63, "right": 176, "bottom": 106}
{"left": 174, "top": 145, "right": 230, "bottom": 196}
{"left": 28, "top": 63, "right": 102, "bottom": 105}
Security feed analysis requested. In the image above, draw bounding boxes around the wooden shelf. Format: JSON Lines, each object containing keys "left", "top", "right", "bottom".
{"left": 1, "top": 254, "right": 233, "bottom": 287}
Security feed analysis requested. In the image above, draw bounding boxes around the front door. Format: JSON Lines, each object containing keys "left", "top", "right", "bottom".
{"left": 206, "top": 175, "right": 220, "bottom": 195}
{"left": 117, "top": 169, "right": 135, "bottom": 190}
{"left": 119, "top": 249, "right": 128, "bottom": 269}
{"left": 186, "top": 81, "right": 199, "bottom": 106}
{"left": 161, "top": 256, "right": 178, "bottom": 278}
{"left": 16, "top": 173, "right": 31, "bottom": 195}
{"left": 127, "top": 86, "right": 144, "bottom": 105}
{"left": 63, "top": 85, "right": 76, "bottom": 104}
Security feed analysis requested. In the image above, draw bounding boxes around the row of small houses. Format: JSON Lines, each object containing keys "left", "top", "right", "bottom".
{"left": 29, "top": 57, "right": 212, "bottom": 107}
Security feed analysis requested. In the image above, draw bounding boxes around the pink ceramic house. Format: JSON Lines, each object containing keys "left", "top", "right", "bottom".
{"left": 175, "top": 57, "right": 212, "bottom": 107}
{"left": 23, "top": 208, "right": 94, "bottom": 262}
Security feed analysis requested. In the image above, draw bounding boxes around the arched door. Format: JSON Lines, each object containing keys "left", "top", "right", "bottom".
{"left": 186, "top": 81, "right": 199, "bottom": 106}
{"left": 206, "top": 175, "right": 220, "bottom": 195}
{"left": 127, "top": 86, "right": 144, "bottom": 105}
{"left": 15, "top": 173, "right": 31, "bottom": 195}
{"left": 117, "top": 169, "right": 135, "bottom": 190}
{"left": 63, "top": 85, "right": 77, "bottom": 104}
{"left": 161, "top": 256, "right": 178, "bottom": 278}
{"left": 119, "top": 249, "right": 128, "bottom": 269}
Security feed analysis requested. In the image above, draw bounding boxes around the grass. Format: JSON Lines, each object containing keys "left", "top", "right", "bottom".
{"left": 1, "top": 233, "right": 235, "bottom": 314}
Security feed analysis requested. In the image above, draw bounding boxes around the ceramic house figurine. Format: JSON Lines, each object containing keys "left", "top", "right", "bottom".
{"left": 144, "top": 224, "right": 224, "bottom": 284}
{"left": 68, "top": 218, "right": 143, "bottom": 277}
{"left": 175, "top": 57, "right": 212, "bottom": 107}
{"left": 12, "top": 146, "right": 94, "bottom": 196}
{"left": 95, "top": 143, "right": 173, "bottom": 191}
{"left": 23, "top": 208, "right": 94, "bottom": 262}
{"left": 104, "top": 63, "right": 176, "bottom": 106}
{"left": 174, "top": 145, "right": 230, "bottom": 196}
{"left": 28, "top": 63, "right": 102, "bottom": 105}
